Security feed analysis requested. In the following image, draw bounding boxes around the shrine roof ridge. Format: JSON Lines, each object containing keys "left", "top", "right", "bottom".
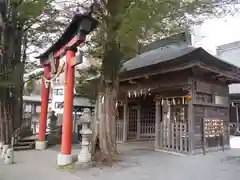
{"left": 121, "top": 44, "right": 196, "bottom": 72}
{"left": 88, "top": 45, "right": 240, "bottom": 83}
{"left": 121, "top": 45, "right": 240, "bottom": 74}
{"left": 217, "top": 40, "right": 240, "bottom": 54}
{"left": 36, "top": 14, "right": 98, "bottom": 61}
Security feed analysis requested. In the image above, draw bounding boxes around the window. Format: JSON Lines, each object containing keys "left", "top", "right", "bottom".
{"left": 56, "top": 78, "right": 60, "bottom": 84}
{"left": 53, "top": 78, "right": 61, "bottom": 85}
{"left": 53, "top": 88, "right": 64, "bottom": 96}
{"left": 55, "top": 102, "right": 63, "bottom": 109}
{"left": 53, "top": 89, "right": 58, "bottom": 95}
{"left": 215, "top": 95, "right": 228, "bottom": 105}
{"left": 196, "top": 93, "right": 213, "bottom": 104}
{"left": 25, "top": 104, "right": 32, "bottom": 112}
{"left": 205, "top": 94, "right": 213, "bottom": 104}
{"left": 57, "top": 89, "right": 63, "bottom": 95}
{"left": 196, "top": 93, "right": 205, "bottom": 103}
{"left": 36, "top": 106, "right": 41, "bottom": 113}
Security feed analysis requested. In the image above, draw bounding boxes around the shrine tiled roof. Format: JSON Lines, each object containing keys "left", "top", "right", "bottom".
{"left": 121, "top": 44, "right": 240, "bottom": 73}
{"left": 23, "top": 95, "right": 43, "bottom": 102}
{"left": 58, "top": 97, "right": 94, "bottom": 110}
{"left": 121, "top": 44, "right": 196, "bottom": 72}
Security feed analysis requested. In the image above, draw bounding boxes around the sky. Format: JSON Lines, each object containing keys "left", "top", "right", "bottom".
{"left": 35, "top": 9, "right": 240, "bottom": 58}
{"left": 191, "top": 11, "right": 240, "bottom": 93}
{"left": 28, "top": 8, "right": 240, "bottom": 76}
{"left": 192, "top": 11, "right": 240, "bottom": 54}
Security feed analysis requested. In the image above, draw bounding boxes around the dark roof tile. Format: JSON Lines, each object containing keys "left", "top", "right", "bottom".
{"left": 121, "top": 44, "right": 196, "bottom": 72}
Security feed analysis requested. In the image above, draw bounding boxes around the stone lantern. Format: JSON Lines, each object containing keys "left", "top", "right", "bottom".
{"left": 77, "top": 108, "right": 92, "bottom": 167}
{"left": 0, "top": 142, "right": 3, "bottom": 155}
{"left": 0, "top": 144, "right": 9, "bottom": 159}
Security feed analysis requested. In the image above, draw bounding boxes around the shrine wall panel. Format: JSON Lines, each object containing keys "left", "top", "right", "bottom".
{"left": 193, "top": 79, "right": 229, "bottom": 109}
{"left": 195, "top": 80, "right": 228, "bottom": 96}
{"left": 192, "top": 105, "right": 229, "bottom": 153}
{"left": 193, "top": 106, "right": 204, "bottom": 150}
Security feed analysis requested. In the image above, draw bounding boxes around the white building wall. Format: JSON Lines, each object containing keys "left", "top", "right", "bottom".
{"left": 216, "top": 41, "right": 240, "bottom": 93}
{"left": 50, "top": 52, "right": 94, "bottom": 115}
{"left": 51, "top": 84, "right": 65, "bottom": 115}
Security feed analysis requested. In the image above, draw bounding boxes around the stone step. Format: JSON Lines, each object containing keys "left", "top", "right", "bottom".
{"left": 13, "top": 138, "right": 35, "bottom": 151}
{"left": 13, "top": 145, "right": 33, "bottom": 151}
{"left": 14, "top": 141, "right": 35, "bottom": 147}
{"left": 21, "top": 135, "right": 38, "bottom": 141}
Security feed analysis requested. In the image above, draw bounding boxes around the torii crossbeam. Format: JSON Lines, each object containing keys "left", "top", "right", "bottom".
{"left": 35, "top": 13, "right": 97, "bottom": 166}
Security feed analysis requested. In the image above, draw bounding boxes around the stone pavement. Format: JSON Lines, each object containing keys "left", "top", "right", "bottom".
{"left": 1, "top": 142, "right": 240, "bottom": 180}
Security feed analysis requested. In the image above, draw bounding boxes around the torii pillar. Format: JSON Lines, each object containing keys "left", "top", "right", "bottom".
{"left": 57, "top": 47, "right": 76, "bottom": 165}
{"left": 35, "top": 65, "right": 52, "bottom": 150}
{"left": 35, "top": 13, "right": 98, "bottom": 166}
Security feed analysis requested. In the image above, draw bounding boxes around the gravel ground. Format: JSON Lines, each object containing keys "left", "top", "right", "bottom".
{"left": 0, "top": 142, "right": 240, "bottom": 180}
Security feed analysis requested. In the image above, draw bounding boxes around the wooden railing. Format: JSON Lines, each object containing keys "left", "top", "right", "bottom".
{"left": 11, "top": 125, "right": 26, "bottom": 148}
{"left": 11, "top": 125, "right": 61, "bottom": 149}
{"left": 159, "top": 122, "right": 189, "bottom": 153}
{"left": 116, "top": 120, "right": 124, "bottom": 142}
{"left": 230, "top": 123, "right": 240, "bottom": 135}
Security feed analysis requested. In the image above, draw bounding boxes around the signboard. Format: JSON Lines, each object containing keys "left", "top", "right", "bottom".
{"left": 203, "top": 118, "right": 224, "bottom": 137}
{"left": 202, "top": 118, "right": 225, "bottom": 155}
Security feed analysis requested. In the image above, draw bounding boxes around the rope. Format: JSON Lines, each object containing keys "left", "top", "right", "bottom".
{"left": 43, "top": 61, "right": 66, "bottom": 85}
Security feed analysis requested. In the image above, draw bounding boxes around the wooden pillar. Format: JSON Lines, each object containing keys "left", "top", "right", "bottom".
{"left": 123, "top": 97, "right": 128, "bottom": 142}
{"left": 236, "top": 105, "right": 239, "bottom": 131}
{"left": 137, "top": 105, "right": 141, "bottom": 140}
{"left": 36, "top": 65, "right": 51, "bottom": 150}
{"left": 58, "top": 47, "right": 76, "bottom": 166}
{"left": 155, "top": 98, "right": 160, "bottom": 149}
{"left": 188, "top": 78, "right": 195, "bottom": 153}
{"left": 61, "top": 48, "right": 76, "bottom": 154}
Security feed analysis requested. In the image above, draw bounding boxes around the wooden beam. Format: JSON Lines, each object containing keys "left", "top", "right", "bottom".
{"left": 119, "top": 78, "right": 189, "bottom": 92}
{"left": 123, "top": 93, "right": 128, "bottom": 142}
{"left": 188, "top": 78, "right": 194, "bottom": 153}
{"left": 120, "top": 60, "right": 240, "bottom": 84}
{"left": 198, "top": 62, "right": 240, "bottom": 82}
{"left": 120, "top": 61, "right": 197, "bottom": 82}
{"left": 55, "top": 35, "right": 85, "bottom": 59}
{"left": 155, "top": 99, "right": 161, "bottom": 149}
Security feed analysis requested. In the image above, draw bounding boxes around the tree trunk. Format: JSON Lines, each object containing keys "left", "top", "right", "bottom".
{"left": 91, "top": 80, "right": 119, "bottom": 164}
{"left": 91, "top": 93, "right": 101, "bottom": 155}
{"left": 8, "top": 93, "right": 13, "bottom": 141}
{"left": 18, "top": 31, "right": 27, "bottom": 127}
{"left": 3, "top": 99, "right": 9, "bottom": 144}
{"left": 0, "top": 101, "right": 5, "bottom": 142}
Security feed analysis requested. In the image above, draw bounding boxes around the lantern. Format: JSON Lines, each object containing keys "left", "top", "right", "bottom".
{"left": 184, "top": 95, "right": 192, "bottom": 101}
{"left": 78, "top": 15, "right": 98, "bottom": 36}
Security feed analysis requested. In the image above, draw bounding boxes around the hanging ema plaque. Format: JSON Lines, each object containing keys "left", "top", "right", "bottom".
{"left": 203, "top": 118, "right": 224, "bottom": 137}
{"left": 202, "top": 118, "right": 225, "bottom": 155}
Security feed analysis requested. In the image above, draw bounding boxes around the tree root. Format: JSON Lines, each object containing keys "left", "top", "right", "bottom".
{"left": 92, "top": 150, "right": 122, "bottom": 166}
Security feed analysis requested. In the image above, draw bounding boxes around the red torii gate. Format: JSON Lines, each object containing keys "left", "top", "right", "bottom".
{"left": 35, "top": 13, "right": 98, "bottom": 165}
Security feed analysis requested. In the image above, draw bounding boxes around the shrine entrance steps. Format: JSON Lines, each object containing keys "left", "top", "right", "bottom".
{"left": 13, "top": 137, "right": 36, "bottom": 151}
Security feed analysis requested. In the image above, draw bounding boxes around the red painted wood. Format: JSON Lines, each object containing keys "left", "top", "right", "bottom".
{"left": 54, "top": 34, "right": 86, "bottom": 59}
{"left": 39, "top": 65, "right": 51, "bottom": 141}
{"left": 60, "top": 50, "right": 76, "bottom": 155}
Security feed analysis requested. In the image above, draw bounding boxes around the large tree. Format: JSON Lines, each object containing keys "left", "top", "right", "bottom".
{"left": 0, "top": 0, "right": 73, "bottom": 144}
{"left": 74, "top": 0, "right": 239, "bottom": 163}
{"left": 0, "top": 0, "right": 52, "bottom": 144}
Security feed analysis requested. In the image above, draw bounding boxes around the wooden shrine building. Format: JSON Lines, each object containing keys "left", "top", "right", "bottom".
{"left": 115, "top": 41, "right": 240, "bottom": 155}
